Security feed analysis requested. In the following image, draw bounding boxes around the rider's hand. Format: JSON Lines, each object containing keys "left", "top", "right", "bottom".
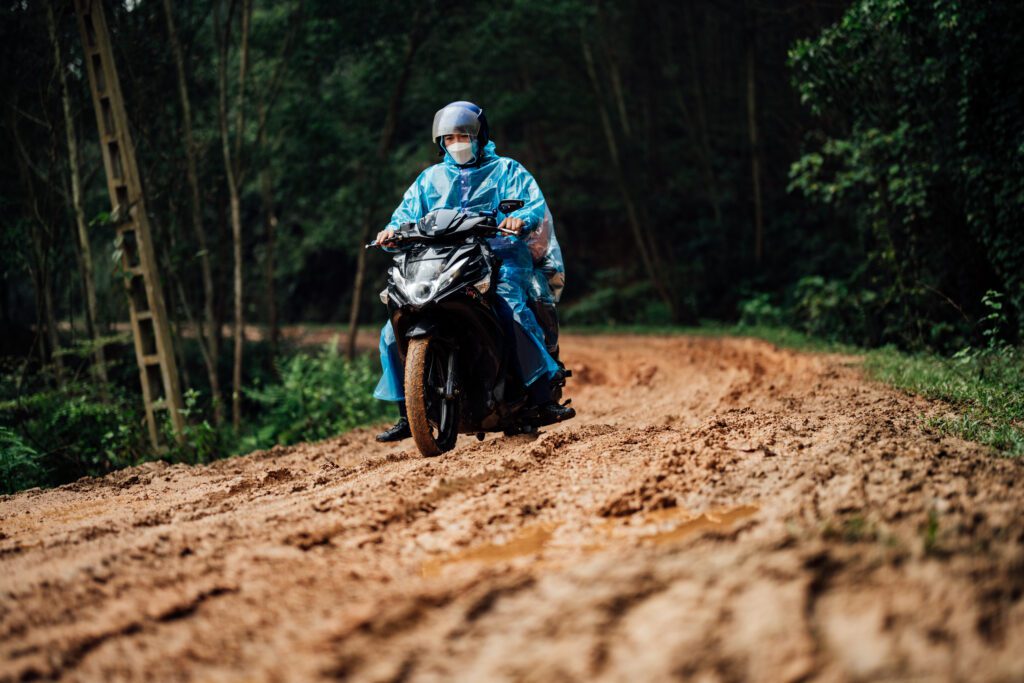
{"left": 375, "top": 228, "right": 397, "bottom": 245}
{"left": 498, "top": 216, "right": 525, "bottom": 236}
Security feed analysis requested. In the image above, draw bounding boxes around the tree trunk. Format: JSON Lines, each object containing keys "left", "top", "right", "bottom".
{"left": 162, "top": 0, "right": 223, "bottom": 423}
{"left": 214, "top": 0, "right": 249, "bottom": 430}
{"left": 253, "top": 2, "right": 303, "bottom": 359}
{"left": 48, "top": 1, "right": 107, "bottom": 388}
{"left": 346, "top": 204, "right": 376, "bottom": 360}
{"left": 216, "top": 0, "right": 252, "bottom": 432}
{"left": 745, "top": 11, "right": 765, "bottom": 265}
{"left": 581, "top": 34, "right": 677, "bottom": 320}
{"left": 683, "top": 6, "right": 721, "bottom": 224}
{"left": 40, "top": 261, "right": 63, "bottom": 385}
{"left": 27, "top": 217, "right": 64, "bottom": 386}
{"left": 345, "top": 18, "right": 426, "bottom": 360}
{"left": 8, "top": 105, "right": 64, "bottom": 385}
{"left": 151, "top": 209, "right": 194, "bottom": 393}
{"left": 259, "top": 149, "right": 279, "bottom": 357}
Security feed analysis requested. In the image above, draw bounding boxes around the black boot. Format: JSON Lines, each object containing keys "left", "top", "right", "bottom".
{"left": 538, "top": 401, "right": 575, "bottom": 424}
{"left": 527, "top": 375, "right": 575, "bottom": 425}
{"left": 376, "top": 417, "right": 411, "bottom": 442}
{"left": 376, "top": 402, "right": 410, "bottom": 442}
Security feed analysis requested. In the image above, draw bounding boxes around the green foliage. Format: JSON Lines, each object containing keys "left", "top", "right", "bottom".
{"left": 739, "top": 277, "right": 879, "bottom": 345}
{"left": 0, "top": 427, "right": 46, "bottom": 494}
{"left": 0, "top": 380, "right": 146, "bottom": 492}
{"left": 241, "top": 339, "right": 394, "bottom": 450}
{"left": 789, "top": 276, "right": 877, "bottom": 343}
{"left": 0, "top": 340, "right": 395, "bottom": 493}
{"left": 978, "top": 290, "right": 1010, "bottom": 351}
{"left": 162, "top": 389, "right": 228, "bottom": 466}
{"left": 789, "top": 0, "right": 1024, "bottom": 349}
{"left": 562, "top": 270, "right": 673, "bottom": 326}
{"left": 738, "top": 293, "right": 785, "bottom": 328}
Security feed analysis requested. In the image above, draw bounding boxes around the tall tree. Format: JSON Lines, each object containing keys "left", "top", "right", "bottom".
{"left": 253, "top": 0, "right": 303, "bottom": 358}
{"left": 580, "top": 26, "right": 678, "bottom": 321}
{"left": 7, "top": 103, "right": 64, "bottom": 387}
{"left": 215, "top": 0, "right": 253, "bottom": 431}
{"left": 745, "top": 1, "right": 765, "bottom": 265}
{"left": 47, "top": 1, "right": 108, "bottom": 388}
{"left": 162, "top": 0, "right": 224, "bottom": 424}
{"left": 344, "top": 8, "right": 427, "bottom": 361}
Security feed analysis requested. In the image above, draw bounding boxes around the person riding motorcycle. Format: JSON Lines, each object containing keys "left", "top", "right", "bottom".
{"left": 374, "top": 101, "right": 574, "bottom": 442}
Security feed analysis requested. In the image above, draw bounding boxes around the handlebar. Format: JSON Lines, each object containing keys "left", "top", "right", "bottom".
{"left": 366, "top": 223, "right": 517, "bottom": 249}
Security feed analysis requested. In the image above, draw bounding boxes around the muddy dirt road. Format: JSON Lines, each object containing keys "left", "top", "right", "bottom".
{"left": 2, "top": 335, "right": 1023, "bottom": 682}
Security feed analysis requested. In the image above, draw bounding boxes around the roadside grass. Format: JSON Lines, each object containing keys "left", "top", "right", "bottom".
{"left": 863, "top": 345, "right": 1024, "bottom": 456}
{"left": 566, "top": 323, "right": 1024, "bottom": 457}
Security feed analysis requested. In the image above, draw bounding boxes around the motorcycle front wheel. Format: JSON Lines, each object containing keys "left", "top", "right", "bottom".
{"left": 404, "top": 337, "right": 459, "bottom": 456}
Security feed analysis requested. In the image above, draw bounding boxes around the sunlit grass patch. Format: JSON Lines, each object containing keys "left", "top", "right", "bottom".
{"left": 863, "top": 346, "right": 1024, "bottom": 457}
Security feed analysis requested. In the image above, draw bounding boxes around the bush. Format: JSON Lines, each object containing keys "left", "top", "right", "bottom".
{"left": 738, "top": 293, "right": 785, "bottom": 328}
{"left": 0, "top": 427, "right": 46, "bottom": 494}
{"left": 563, "top": 269, "right": 673, "bottom": 326}
{"left": 161, "top": 388, "right": 229, "bottom": 465}
{"left": 788, "top": 275, "right": 878, "bottom": 343}
{"left": 739, "top": 277, "right": 878, "bottom": 344}
{"left": 0, "top": 339, "right": 396, "bottom": 493}
{"left": 241, "top": 339, "right": 394, "bottom": 450}
{"left": 0, "top": 381, "right": 146, "bottom": 492}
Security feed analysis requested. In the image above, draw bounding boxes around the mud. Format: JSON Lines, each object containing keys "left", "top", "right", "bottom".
{"left": 2, "top": 334, "right": 1022, "bottom": 682}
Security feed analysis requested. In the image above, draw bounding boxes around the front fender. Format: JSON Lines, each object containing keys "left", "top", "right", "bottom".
{"left": 404, "top": 321, "right": 437, "bottom": 339}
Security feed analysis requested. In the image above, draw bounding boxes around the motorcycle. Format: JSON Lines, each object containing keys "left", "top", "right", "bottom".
{"left": 368, "top": 199, "right": 572, "bottom": 457}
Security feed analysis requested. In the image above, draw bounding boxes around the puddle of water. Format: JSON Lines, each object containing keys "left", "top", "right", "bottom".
{"left": 419, "top": 505, "right": 758, "bottom": 578}
{"left": 594, "top": 505, "right": 758, "bottom": 542}
{"left": 421, "top": 523, "right": 558, "bottom": 577}
{"left": 642, "top": 505, "right": 758, "bottom": 545}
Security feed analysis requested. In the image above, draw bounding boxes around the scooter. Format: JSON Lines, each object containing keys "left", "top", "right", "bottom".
{"left": 368, "top": 199, "right": 572, "bottom": 456}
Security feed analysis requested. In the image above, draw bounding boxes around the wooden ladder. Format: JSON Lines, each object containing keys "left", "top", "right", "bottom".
{"left": 74, "top": 0, "right": 185, "bottom": 449}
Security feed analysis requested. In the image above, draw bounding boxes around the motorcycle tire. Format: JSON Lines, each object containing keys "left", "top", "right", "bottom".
{"left": 405, "top": 337, "right": 459, "bottom": 457}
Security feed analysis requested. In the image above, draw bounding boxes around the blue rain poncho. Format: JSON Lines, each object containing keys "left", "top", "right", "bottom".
{"left": 525, "top": 207, "right": 565, "bottom": 305}
{"left": 373, "top": 141, "right": 561, "bottom": 402}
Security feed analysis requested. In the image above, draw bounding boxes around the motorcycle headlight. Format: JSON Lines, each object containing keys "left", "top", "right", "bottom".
{"left": 409, "top": 281, "right": 437, "bottom": 305}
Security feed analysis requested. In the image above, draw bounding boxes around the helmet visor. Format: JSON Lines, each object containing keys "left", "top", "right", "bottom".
{"left": 432, "top": 105, "right": 481, "bottom": 142}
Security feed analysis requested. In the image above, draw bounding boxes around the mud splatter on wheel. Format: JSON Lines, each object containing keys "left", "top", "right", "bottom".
{"left": 404, "top": 337, "right": 459, "bottom": 457}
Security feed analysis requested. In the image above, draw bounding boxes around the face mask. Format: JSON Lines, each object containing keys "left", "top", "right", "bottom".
{"left": 446, "top": 140, "right": 476, "bottom": 165}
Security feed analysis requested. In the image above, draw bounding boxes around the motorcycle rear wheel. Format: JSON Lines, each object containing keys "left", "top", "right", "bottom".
{"left": 405, "top": 337, "right": 459, "bottom": 457}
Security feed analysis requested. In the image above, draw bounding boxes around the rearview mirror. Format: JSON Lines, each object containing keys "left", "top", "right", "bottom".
{"left": 498, "top": 199, "right": 525, "bottom": 214}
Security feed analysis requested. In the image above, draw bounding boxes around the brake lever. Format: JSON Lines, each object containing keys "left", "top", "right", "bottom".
{"left": 366, "top": 237, "right": 404, "bottom": 249}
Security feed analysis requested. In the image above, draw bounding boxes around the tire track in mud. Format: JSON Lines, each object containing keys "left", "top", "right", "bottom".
{"left": 1, "top": 334, "right": 1023, "bottom": 682}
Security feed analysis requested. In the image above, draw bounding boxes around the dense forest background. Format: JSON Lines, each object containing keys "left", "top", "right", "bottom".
{"left": 2, "top": 0, "right": 1023, "bottom": 489}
